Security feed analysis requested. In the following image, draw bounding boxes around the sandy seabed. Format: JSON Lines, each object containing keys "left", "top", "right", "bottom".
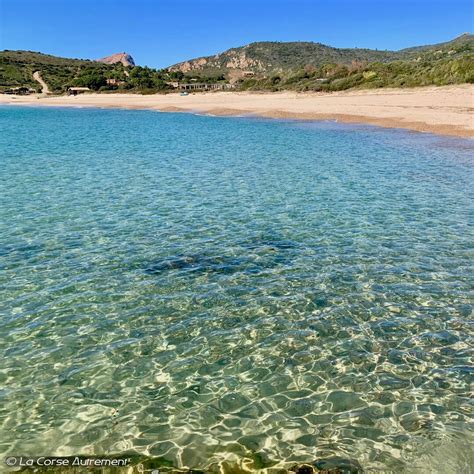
{"left": 1, "top": 84, "right": 473, "bottom": 137}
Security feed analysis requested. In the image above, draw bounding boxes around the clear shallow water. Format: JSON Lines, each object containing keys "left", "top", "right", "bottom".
{"left": 0, "top": 106, "right": 473, "bottom": 472}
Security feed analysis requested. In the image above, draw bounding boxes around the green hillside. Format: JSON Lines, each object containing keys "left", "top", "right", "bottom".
{"left": 0, "top": 50, "right": 174, "bottom": 93}
{"left": 233, "top": 34, "right": 473, "bottom": 91}
{"left": 169, "top": 34, "right": 474, "bottom": 77}
{"left": 239, "top": 34, "right": 474, "bottom": 92}
{"left": 169, "top": 42, "right": 399, "bottom": 77}
{"left": 239, "top": 55, "right": 473, "bottom": 92}
{"left": 167, "top": 33, "right": 474, "bottom": 91}
{"left": 0, "top": 50, "right": 89, "bottom": 91}
{"left": 400, "top": 32, "right": 474, "bottom": 54}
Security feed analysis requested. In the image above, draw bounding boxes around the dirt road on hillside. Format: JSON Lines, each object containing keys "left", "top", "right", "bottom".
{"left": 33, "top": 71, "right": 50, "bottom": 94}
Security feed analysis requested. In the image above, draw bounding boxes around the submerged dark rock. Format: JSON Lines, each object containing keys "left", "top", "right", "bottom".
{"left": 292, "top": 464, "right": 316, "bottom": 474}
{"left": 242, "top": 235, "right": 300, "bottom": 251}
{"left": 0, "top": 242, "right": 44, "bottom": 258}
{"left": 312, "top": 457, "right": 364, "bottom": 473}
{"left": 145, "top": 255, "right": 201, "bottom": 273}
{"left": 144, "top": 237, "right": 299, "bottom": 276}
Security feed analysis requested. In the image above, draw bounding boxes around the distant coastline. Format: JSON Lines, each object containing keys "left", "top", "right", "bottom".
{"left": 1, "top": 85, "right": 473, "bottom": 138}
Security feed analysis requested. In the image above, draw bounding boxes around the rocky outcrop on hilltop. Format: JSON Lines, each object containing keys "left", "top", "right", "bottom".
{"left": 99, "top": 52, "right": 135, "bottom": 67}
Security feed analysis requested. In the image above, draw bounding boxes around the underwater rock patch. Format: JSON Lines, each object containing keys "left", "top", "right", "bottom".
{"left": 291, "top": 457, "right": 364, "bottom": 474}
{"left": 144, "top": 242, "right": 297, "bottom": 276}
{"left": 313, "top": 456, "right": 364, "bottom": 473}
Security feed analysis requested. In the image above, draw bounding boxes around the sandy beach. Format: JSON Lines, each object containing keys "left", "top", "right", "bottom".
{"left": 1, "top": 84, "right": 473, "bottom": 137}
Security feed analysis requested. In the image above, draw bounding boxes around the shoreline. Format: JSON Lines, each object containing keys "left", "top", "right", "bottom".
{"left": 1, "top": 85, "right": 473, "bottom": 138}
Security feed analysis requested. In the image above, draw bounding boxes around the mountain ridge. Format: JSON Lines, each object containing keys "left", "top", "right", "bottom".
{"left": 168, "top": 33, "right": 474, "bottom": 78}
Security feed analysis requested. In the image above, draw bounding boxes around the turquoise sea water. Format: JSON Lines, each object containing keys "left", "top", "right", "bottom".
{"left": 0, "top": 106, "right": 473, "bottom": 472}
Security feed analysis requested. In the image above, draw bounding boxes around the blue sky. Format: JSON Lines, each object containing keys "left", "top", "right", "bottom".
{"left": 0, "top": 0, "right": 472, "bottom": 68}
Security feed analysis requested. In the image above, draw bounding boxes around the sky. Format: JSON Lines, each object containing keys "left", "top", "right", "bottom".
{"left": 0, "top": 0, "right": 472, "bottom": 68}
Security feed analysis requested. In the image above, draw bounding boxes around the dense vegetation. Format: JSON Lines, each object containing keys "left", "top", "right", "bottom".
{"left": 234, "top": 35, "right": 474, "bottom": 91}
{"left": 239, "top": 55, "right": 474, "bottom": 92}
{"left": 1, "top": 34, "right": 473, "bottom": 94}
{"left": 0, "top": 51, "right": 88, "bottom": 91}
